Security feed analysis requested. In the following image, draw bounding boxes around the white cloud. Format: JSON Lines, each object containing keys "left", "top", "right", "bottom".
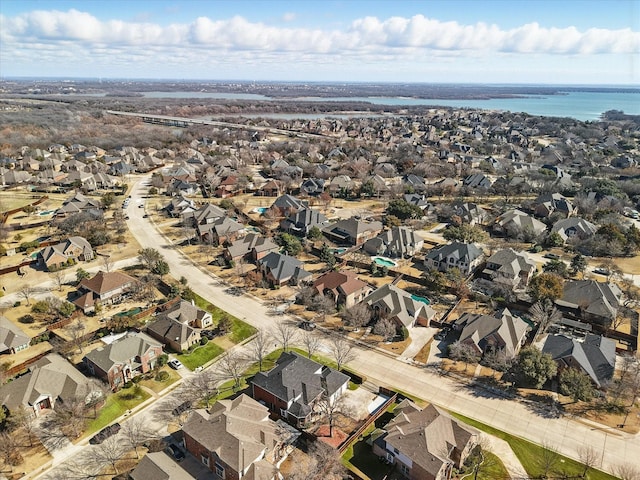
{"left": 282, "top": 12, "right": 296, "bottom": 23}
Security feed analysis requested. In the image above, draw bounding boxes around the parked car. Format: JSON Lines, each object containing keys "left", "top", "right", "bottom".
{"left": 89, "top": 423, "right": 121, "bottom": 444}
{"left": 166, "top": 443, "right": 185, "bottom": 462}
{"left": 201, "top": 329, "right": 218, "bottom": 339}
{"left": 168, "top": 359, "right": 183, "bottom": 370}
{"left": 593, "top": 268, "right": 611, "bottom": 276}
{"left": 172, "top": 400, "right": 192, "bottom": 417}
{"left": 543, "top": 253, "right": 560, "bottom": 260}
{"left": 298, "top": 321, "right": 316, "bottom": 331}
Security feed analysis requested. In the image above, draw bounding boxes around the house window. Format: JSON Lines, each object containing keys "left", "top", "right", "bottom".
{"left": 215, "top": 462, "right": 225, "bottom": 478}
{"left": 201, "top": 454, "right": 209, "bottom": 466}
{"left": 400, "top": 463, "right": 410, "bottom": 476}
{"left": 280, "top": 408, "right": 287, "bottom": 418}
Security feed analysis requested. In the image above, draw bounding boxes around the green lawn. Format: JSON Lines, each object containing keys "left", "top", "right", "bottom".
{"left": 84, "top": 386, "right": 151, "bottom": 436}
{"left": 451, "top": 413, "right": 619, "bottom": 480}
{"left": 139, "top": 367, "right": 180, "bottom": 393}
{"left": 189, "top": 291, "right": 257, "bottom": 343}
{"left": 176, "top": 342, "right": 225, "bottom": 370}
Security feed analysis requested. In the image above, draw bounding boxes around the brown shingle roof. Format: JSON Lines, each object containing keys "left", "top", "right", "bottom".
{"left": 79, "top": 270, "right": 136, "bottom": 295}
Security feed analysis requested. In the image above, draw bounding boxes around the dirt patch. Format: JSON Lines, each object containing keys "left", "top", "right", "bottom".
{"left": 413, "top": 339, "right": 432, "bottom": 363}
{"left": 315, "top": 425, "right": 348, "bottom": 448}
{"left": 5, "top": 428, "right": 53, "bottom": 478}
{"left": 377, "top": 337, "right": 410, "bottom": 355}
{"left": 441, "top": 358, "right": 477, "bottom": 377}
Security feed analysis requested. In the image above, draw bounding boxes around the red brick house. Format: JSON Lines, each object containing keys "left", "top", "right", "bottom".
{"left": 83, "top": 332, "right": 163, "bottom": 390}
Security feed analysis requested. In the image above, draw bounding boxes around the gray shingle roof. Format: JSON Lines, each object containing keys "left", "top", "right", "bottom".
{"left": 84, "top": 332, "right": 161, "bottom": 373}
{"left": 252, "top": 351, "right": 349, "bottom": 411}
{"left": 258, "top": 252, "right": 312, "bottom": 284}
{"left": 542, "top": 334, "right": 616, "bottom": 387}
{"left": 457, "top": 308, "right": 529, "bottom": 358}
{"left": 425, "top": 242, "right": 483, "bottom": 264}
{"left": 0, "top": 316, "right": 29, "bottom": 353}
{"left": 362, "top": 284, "right": 436, "bottom": 327}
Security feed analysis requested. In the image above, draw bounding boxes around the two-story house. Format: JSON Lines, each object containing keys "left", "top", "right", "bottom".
{"left": 37, "top": 236, "right": 94, "bottom": 271}
{"left": 146, "top": 300, "right": 212, "bottom": 352}
{"left": 83, "top": 332, "right": 163, "bottom": 390}
{"left": 74, "top": 270, "right": 137, "bottom": 313}
{"left": 312, "top": 270, "right": 373, "bottom": 309}
{"left": 424, "top": 242, "right": 484, "bottom": 276}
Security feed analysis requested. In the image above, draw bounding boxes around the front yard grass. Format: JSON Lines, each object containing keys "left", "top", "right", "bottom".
{"left": 84, "top": 385, "right": 151, "bottom": 437}
{"left": 188, "top": 291, "right": 257, "bottom": 343}
{"left": 138, "top": 366, "right": 180, "bottom": 393}
{"left": 176, "top": 342, "right": 224, "bottom": 370}
{"left": 451, "top": 413, "right": 618, "bottom": 480}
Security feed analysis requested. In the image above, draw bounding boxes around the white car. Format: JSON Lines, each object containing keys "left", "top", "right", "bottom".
{"left": 168, "top": 359, "right": 183, "bottom": 370}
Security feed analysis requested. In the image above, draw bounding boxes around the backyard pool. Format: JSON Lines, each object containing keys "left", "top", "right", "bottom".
{"left": 373, "top": 256, "right": 397, "bottom": 268}
{"left": 114, "top": 307, "right": 142, "bottom": 318}
{"left": 331, "top": 248, "right": 347, "bottom": 255}
{"left": 410, "top": 294, "right": 431, "bottom": 305}
{"left": 252, "top": 207, "right": 268, "bottom": 214}
{"left": 38, "top": 210, "right": 55, "bottom": 216}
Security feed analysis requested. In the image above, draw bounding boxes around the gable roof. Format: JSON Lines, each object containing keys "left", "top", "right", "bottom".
{"left": 381, "top": 403, "right": 477, "bottom": 477}
{"left": 0, "top": 353, "right": 90, "bottom": 411}
{"left": 130, "top": 452, "right": 194, "bottom": 480}
{"left": 557, "top": 280, "right": 621, "bottom": 321}
{"left": 542, "top": 334, "right": 616, "bottom": 387}
{"left": 161, "top": 300, "right": 210, "bottom": 325}
{"left": 271, "top": 194, "right": 307, "bottom": 211}
{"left": 484, "top": 248, "right": 536, "bottom": 279}
{"left": 551, "top": 217, "right": 597, "bottom": 241}
{"left": 79, "top": 270, "right": 136, "bottom": 295}
{"left": 84, "top": 332, "right": 161, "bottom": 373}
{"left": 146, "top": 316, "right": 197, "bottom": 347}
{"left": 425, "top": 242, "right": 483, "bottom": 264}
{"left": 313, "top": 270, "right": 370, "bottom": 296}
{"left": 363, "top": 284, "right": 436, "bottom": 327}
{"left": 226, "top": 233, "right": 279, "bottom": 259}
{"left": 252, "top": 352, "right": 349, "bottom": 413}
{"left": 258, "top": 252, "right": 312, "bottom": 284}
{"left": 364, "top": 226, "right": 422, "bottom": 258}
{"left": 495, "top": 209, "right": 547, "bottom": 235}
{"left": 183, "top": 394, "right": 280, "bottom": 473}
{"left": 322, "top": 217, "right": 384, "bottom": 241}
{"left": 0, "top": 316, "right": 30, "bottom": 353}
{"left": 457, "top": 308, "right": 529, "bottom": 358}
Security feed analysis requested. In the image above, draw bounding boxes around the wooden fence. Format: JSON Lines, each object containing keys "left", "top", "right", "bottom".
{"left": 0, "top": 195, "right": 49, "bottom": 224}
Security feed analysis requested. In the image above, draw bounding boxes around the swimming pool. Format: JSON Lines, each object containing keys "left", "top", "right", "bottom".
{"left": 410, "top": 294, "right": 431, "bottom": 305}
{"left": 252, "top": 207, "right": 268, "bottom": 214}
{"left": 38, "top": 210, "right": 55, "bottom": 216}
{"left": 373, "top": 256, "right": 397, "bottom": 267}
{"left": 331, "top": 248, "right": 347, "bottom": 255}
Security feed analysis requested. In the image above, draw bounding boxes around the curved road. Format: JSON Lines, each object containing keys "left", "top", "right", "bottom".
{"left": 124, "top": 175, "right": 638, "bottom": 475}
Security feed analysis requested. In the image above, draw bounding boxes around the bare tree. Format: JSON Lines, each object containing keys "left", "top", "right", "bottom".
{"left": 246, "top": 330, "right": 271, "bottom": 372}
{"left": 529, "top": 299, "right": 562, "bottom": 340}
{"left": 120, "top": 417, "right": 158, "bottom": 459}
{"left": 101, "top": 255, "right": 114, "bottom": 273}
{"left": 65, "top": 316, "right": 87, "bottom": 354}
{"left": 537, "top": 441, "right": 560, "bottom": 478}
{"left": 87, "top": 436, "right": 125, "bottom": 475}
{"left": 48, "top": 460, "right": 101, "bottom": 480}
{"left": 51, "top": 269, "right": 66, "bottom": 291}
{"left": 8, "top": 406, "right": 37, "bottom": 447}
{"left": 287, "top": 440, "right": 347, "bottom": 480}
{"left": 315, "top": 392, "right": 349, "bottom": 438}
{"left": 272, "top": 323, "right": 298, "bottom": 352}
{"left": 342, "top": 302, "right": 371, "bottom": 330}
{"left": 300, "top": 331, "right": 321, "bottom": 359}
{"left": 616, "top": 463, "right": 640, "bottom": 480}
{"left": 329, "top": 337, "right": 357, "bottom": 371}
{"left": 577, "top": 444, "right": 600, "bottom": 478}
{"left": 314, "top": 295, "right": 336, "bottom": 322}
{"left": 373, "top": 318, "right": 396, "bottom": 341}
{"left": 46, "top": 395, "right": 87, "bottom": 439}
{"left": 18, "top": 285, "right": 36, "bottom": 306}
{"left": 182, "top": 369, "right": 220, "bottom": 409}
{"left": 214, "top": 350, "right": 248, "bottom": 392}
{"left": 0, "top": 431, "right": 22, "bottom": 471}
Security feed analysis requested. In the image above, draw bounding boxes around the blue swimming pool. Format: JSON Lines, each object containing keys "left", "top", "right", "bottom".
{"left": 252, "top": 207, "right": 268, "bottom": 214}
{"left": 373, "top": 256, "right": 397, "bottom": 267}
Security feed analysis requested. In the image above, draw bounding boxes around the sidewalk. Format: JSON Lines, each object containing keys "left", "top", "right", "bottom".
{"left": 480, "top": 433, "right": 528, "bottom": 479}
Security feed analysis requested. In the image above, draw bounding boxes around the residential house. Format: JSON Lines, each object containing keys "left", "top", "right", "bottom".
{"left": 454, "top": 308, "right": 529, "bottom": 359}
{"left": 74, "top": 270, "right": 137, "bottom": 313}
{"left": 257, "top": 252, "right": 312, "bottom": 287}
{"left": 452, "top": 203, "right": 488, "bottom": 226}
{"left": 183, "top": 395, "right": 291, "bottom": 480}
{"left": 214, "top": 175, "right": 240, "bottom": 198}
{"left": 463, "top": 173, "right": 492, "bottom": 189}
{"left": 251, "top": 351, "right": 349, "bottom": 427}
{"left": 164, "top": 196, "right": 196, "bottom": 218}
{"left": 542, "top": 333, "right": 616, "bottom": 388}
{"left": 129, "top": 452, "right": 194, "bottom": 480}
{"left": 328, "top": 175, "right": 354, "bottom": 195}
{"left": 83, "top": 331, "right": 163, "bottom": 390}
{"left": 269, "top": 194, "right": 308, "bottom": 217}
{"left": 55, "top": 192, "right": 102, "bottom": 217}
{"left": 363, "top": 226, "right": 424, "bottom": 258}
{"left": 312, "top": 270, "right": 373, "bottom": 309}
{"left": 493, "top": 209, "right": 547, "bottom": 238}
{"left": 224, "top": 233, "right": 280, "bottom": 263}
{"left": 299, "top": 178, "right": 325, "bottom": 196}
{"left": 403, "top": 174, "right": 427, "bottom": 193}
{"left": 280, "top": 207, "right": 328, "bottom": 236}
{"left": 0, "top": 316, "right": 30, "bottom": 355}
{"left": 322, "top": 217, "right": 384, "bottom": 246}
{"left": 0, "top": 353, "right": 92, "bottom": 417}
{"left": 363, "top": 284, "right": 436, "bottom": 328}
{"left": 37, "top": 236, "right": 94, "bottom": 271}
{"left": 533, "top": 193, "right": 576, "bottom": 218}
{"left": 404, "top": 193, "right": 432, "bottom": 212}
{"left": 481, "top": 248, "right": 536, "bottom": 289}
{"left": 182, "top": 203, "right": 226, "bottom": 228}
{"left": 197, "top": 216, "right": 245, "bottom": 245}
{"left": 361, "top": 174, "right": 390, "bottom": 197}
{"left": 146, "top": 300, "right": 212, "bottom": 352}
{"left": 424, "top": 242, "right": 484, "bottom": 276}
{"left": 551, "top": 217, "right": 597, "bottom": 242}
{"left": 259, "top": 180, "right": 283, "bottom": 197}
{"left": 372, "top": 401, "right": 477, "bottom": 480}
{"left": 556, "top": 280, "right": 621, "bottom": 326}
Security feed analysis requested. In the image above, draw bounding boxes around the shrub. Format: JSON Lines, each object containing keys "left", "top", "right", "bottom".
{"left": 157, "top": 354, "right": 168, "bottom": 367}
{"left": 13, "top": 301, "right": 20, "bottom": 307}
{"left": 155, "top": 371, "right": 169, "bottom": 382}
{"left": 19, "top": 314, "right": 35, "bottom": 324}
{"left": 123, "top": 381, "right": 133, "bottom": 389}
{"left": 401, "top": 326, "right": 410, "bottom": 341}
{"left": 200, "top": 336, "right": 209, "bottom": 345}
{"left": 31, "top": 301, "right": 50, "bottom": 314}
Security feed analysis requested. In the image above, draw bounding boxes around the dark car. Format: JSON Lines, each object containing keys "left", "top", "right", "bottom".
{"left": 543, "top": 253, "right": 560, "bottom": 260}
{"left": 166, "top": 443, "right": 185, "bottom": 462}
{"left": 299, "top": 321, "right": 316, "bottom": 331}
{"left": 89, "top": 422, "right": 121, "bottom": 444}
{"left": 201, "top": 329, "right": 218, "bottom": 339}
{"left": 172, "top": 400, "right": 192, "bottom": 417}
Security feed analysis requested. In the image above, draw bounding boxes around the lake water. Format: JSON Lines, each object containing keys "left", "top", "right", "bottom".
{"left": 47, "top": 89, "right": 640, "bottom": 121}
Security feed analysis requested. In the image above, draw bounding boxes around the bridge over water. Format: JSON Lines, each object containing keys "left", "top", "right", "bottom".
{"left": 105, "top": 110, "right": 331, "bottom": 140}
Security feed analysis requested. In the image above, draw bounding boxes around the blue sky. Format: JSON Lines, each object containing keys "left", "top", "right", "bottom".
{"left": 1, "top": 1, "right": 638, "bottom": 84}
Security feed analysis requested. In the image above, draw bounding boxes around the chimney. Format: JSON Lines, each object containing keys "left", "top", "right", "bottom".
{"left": 301, "top": 382, "right": 307, "bottom": 403}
